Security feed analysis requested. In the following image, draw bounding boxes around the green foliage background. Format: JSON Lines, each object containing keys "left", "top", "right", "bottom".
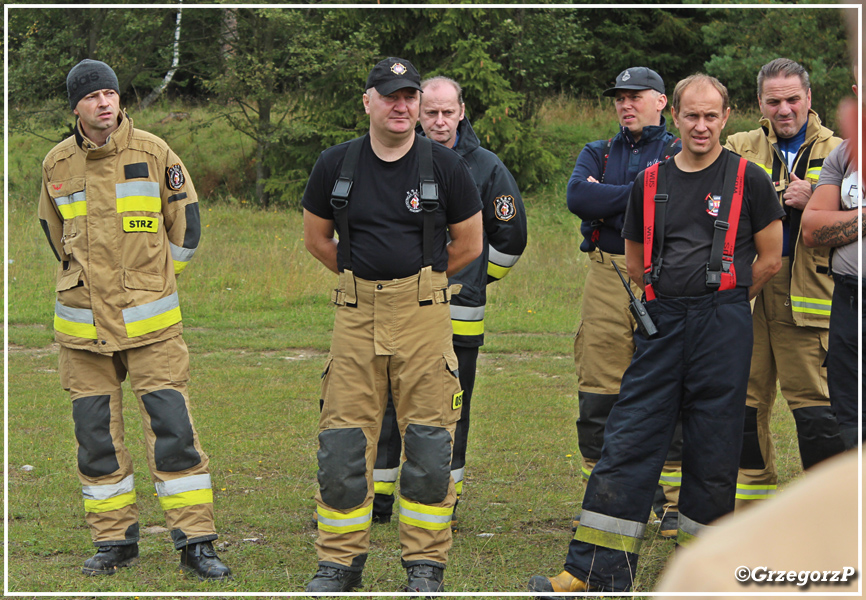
{"left": 7, "top": 4, "right": 853, "bottom": 208}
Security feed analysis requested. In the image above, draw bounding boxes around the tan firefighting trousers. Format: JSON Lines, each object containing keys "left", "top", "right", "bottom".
{"left": 315, "top": 267, "right": 462, "bottom": 569}
{"left": 574, "top": 250, "right": 681, "bottom": 514}
{"left": 736, "top": 259, "right": 833, "bottom": 508}
{"left": 59, "top": 336, "right": 216, "bottom": 548}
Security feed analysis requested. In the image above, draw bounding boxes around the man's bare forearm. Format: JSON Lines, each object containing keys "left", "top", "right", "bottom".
{"left": 809, "top": 212, "right": 862, "bottom": 247}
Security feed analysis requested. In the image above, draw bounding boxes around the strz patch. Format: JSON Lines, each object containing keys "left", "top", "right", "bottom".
{"left": 123, "top": 216, "right": 159, "bottom": 233}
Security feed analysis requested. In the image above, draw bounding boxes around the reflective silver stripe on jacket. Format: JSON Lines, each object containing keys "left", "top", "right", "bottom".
{"left": 116, "top": 181, "right": 160, "bottom": 199}
{"left": 488, "top": 245, "right": 521, "bottom": 267}
{"left": 170, "top": 241, "right": 197, "bottom": 263}
{"left": 82, "top": 474, "right": 134, "bottom": 500}
{"left": 154, "top": 474, "right": 212, "bottom": 497}
{"left": 53, "top": 191, "right": 86, "bottom": 207}
{"left": 580, "top": 509, "right": 647, "bottom": 539}
{"left": 451, "top": 305, "right": 485, "bottom": 321}
{"left": 55, "top": 301, "right": 94, "bottom": 324}
{"left": 122, "top": 292, "right": 179, "bottom": 324}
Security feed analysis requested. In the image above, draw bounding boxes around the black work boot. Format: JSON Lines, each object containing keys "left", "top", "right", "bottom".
{"left": 82, "top": 543, "right": 139, "bottom": 575}
{"left": 305, "top": 564, "right": 363, "bottom": 593}
{"left": 179, "top": 541, "right": 232, "bottom": 580}
{"left": 405, "top": 563, "right": 445, "bottom": 593}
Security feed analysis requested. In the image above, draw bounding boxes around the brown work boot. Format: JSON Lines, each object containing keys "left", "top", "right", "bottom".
{"left": 528, "top": 570, "right": 588, "bottom": 595}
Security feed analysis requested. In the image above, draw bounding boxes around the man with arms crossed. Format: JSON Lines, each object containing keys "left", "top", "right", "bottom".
{"left": 566, "top": 67, "right": 682, "bottom": 535}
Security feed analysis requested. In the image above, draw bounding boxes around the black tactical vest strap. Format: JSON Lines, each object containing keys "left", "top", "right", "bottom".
{"left": 330, "top": 134, "right": 438, "bottom": 272}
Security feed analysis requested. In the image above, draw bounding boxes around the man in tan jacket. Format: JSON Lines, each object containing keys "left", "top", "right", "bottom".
{"left": 725, "top": 58, "right": 845, "bottom": 508}
{"left": 38, "top": 59, "right": 230, "bottom": 580}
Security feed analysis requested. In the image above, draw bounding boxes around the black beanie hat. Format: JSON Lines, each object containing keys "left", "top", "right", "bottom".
{"left": 67, "top": 59, "right": 120, "bottom": 110}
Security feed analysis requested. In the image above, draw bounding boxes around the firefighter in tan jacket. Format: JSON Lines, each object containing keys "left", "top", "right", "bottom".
{"left": 724, "top": 58, "right": 845, "bottom": 508}
{"left": 37, "top": 59, "right": 231, "bottom": 580}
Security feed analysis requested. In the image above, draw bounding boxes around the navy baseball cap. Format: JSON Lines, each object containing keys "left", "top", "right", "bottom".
{"left": 365, "top": 57, "right": 422, "bottom": 96}
{"left": 603, "top": 67, "right": 665, "bottom": 97}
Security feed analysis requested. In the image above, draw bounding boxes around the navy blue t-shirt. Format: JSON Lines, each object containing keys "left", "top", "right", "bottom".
{"left": 303, "top": 134, "right": 482, "bottom": 280}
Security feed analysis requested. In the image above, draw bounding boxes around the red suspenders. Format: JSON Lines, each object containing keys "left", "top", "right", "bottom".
{"left": 641, "top": 153, "right": 747, "bottom": 301}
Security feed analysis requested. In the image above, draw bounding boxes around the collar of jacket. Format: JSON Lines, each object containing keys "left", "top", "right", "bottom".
{"left": 617, "top": 114, "right": 672, "bottom": 147}
{"left": 415, "top": 116, "right": 482, "bottom": 158}
{"left": 75, "top": 110, "right": 133, "bottom": 158}
{"left": 759, "top": 109, "right": 831, "bottom": 147}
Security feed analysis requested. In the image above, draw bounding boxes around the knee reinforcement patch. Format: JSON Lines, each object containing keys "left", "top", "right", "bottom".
{"left": 401, "top": 424, "right": 451, "bottom": 505}
{"left": 576, "top": 392, "right": 617, "bottom": 461}
{"left": 792, "top": 406, "right": 846, "bottom": 470}
{"left": 317, "top": 428, "right": 367, "bottom": 509}
{"left": 739, "top": 405, "right": 765, "bottom": 470}
{"left": 141, "top": 389, "right": 201, "bottom": 472}
{"left": 72, "top": 395, "right": 120, "bottom": 477}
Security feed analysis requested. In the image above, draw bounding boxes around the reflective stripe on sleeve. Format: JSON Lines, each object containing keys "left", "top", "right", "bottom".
{"left": 451, "top": 305, "right": 485, "bottom": 336}
{"left": 398, "top": 497, "right": 453, "bottom": 531}
{"left": 806, "top": 167, "right": 822, "bottom": 181}
{"left": 756, "top": 163, "right": 773, "bottom": 177}
{"left": 54, "top": 302, "right": 97, "bottom": 339}
{"left": 154, "top": 474, "right": 211, "bottom": 497}
{"left": 317, "top": 504, "right": 372, "bottom": 534}
{"left": 452, "top": 466, "right": 465, "bottom": 497}
{"left": 122, "top": 292, "right": 181, "bottom": 338}
{"left": 735, "top": 483, "right": 777, "bottom": 500}
{"left": 53, "top": 191, "right": 87, "bottom": 219}
{"left": 791, "top": 296, "right": 832, "bottom": 316}
{"left": 116, "top": 181, "right": 161, "bottom": 213}
{"left": 487, "top": 246, "right": 522, "bottom": 280}
{"left": 170, "top": 241, "right": 197, "bottom": 275}
{"left": 574, "top": 509, "right": 646, "bottom": 554}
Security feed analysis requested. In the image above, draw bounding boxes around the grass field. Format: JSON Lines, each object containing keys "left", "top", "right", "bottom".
{"left": 6, "top": 98, "right": 802, "bottom": 595}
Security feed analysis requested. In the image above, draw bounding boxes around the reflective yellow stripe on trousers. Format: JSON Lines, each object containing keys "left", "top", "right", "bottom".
{"left": 735, "top": 483, "right": 777, "bottom": 501}
{"left": 317, "top": 504, "right": 373, "bottom": 534}
{"left": 83, "top": 474, "right": 137, "bottom": 513}
{"left": 155, "top": 474, "right": 213, "bottom": 511}
{"left": 574, "top": 509, "right": 646, "bottom": 554}
{"left": 373, "top": 467, "right": 398, "bottom": 495}
{"left": 399, "top": 497, "right": 453, "bottom": 531}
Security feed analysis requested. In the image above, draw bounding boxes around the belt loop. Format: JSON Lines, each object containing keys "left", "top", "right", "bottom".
{"left": 340, "top": 269, "right": 357, "bottom": 305}
{"left": 417, "top": 266, "right": 434, "bottom": 303}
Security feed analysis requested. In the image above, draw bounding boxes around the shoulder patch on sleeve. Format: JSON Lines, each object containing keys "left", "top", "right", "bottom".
{"left": 166, "top": 164, "right": 185, "bottom": 191}
{"left": 494, "top": 195, "right": 516, "bottom": 221}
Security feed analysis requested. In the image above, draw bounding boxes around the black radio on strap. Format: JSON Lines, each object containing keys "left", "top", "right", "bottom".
{"left": 329, "top": 134, "right": 439, "bottom": 272}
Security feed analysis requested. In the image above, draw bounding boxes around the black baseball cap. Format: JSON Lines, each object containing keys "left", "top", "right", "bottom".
{"left": 365, "top": 57, "right": 422, "bottom": 96}
{"left": 603, "top": 67, "right": 665, "bottom": 97}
